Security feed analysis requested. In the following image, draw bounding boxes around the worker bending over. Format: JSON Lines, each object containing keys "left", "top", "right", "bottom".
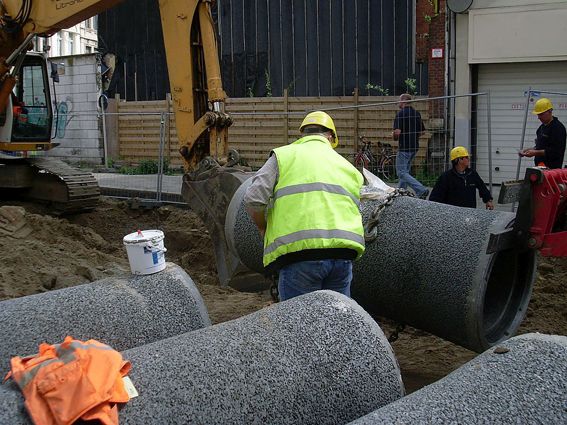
{"left": 244, "top": 111, "right": 365, "bottom": 301}
{"left": 429, "top": 146, "right": 494, "bottom": 210}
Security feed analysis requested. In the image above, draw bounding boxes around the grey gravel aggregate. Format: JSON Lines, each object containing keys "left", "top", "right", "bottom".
{"left": 0, "top": 291, "right": 403, "bottom": 425}
{"left": 348, "top": 333, "right": 567, "bottom": 424}
{"left": 0, "top": 263, "right": 211, "bottom": 372}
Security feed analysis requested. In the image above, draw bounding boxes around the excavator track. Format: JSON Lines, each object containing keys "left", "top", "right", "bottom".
{"left": 24, "top": 157, "right": 100, "bottom": 214}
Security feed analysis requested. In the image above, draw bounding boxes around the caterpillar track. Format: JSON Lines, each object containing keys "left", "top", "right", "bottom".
{"left": 0, "top": 157, "right": 100, "bottom": 214}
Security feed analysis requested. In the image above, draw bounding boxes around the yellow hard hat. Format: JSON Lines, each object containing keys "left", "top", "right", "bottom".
{"left": 299, "top": 111, "right": 339, "bottom": 148}
{"left": 450, "top": 146, "right": 469, "bottom": 161}
{"left": 532, "top": 98, "right": 553, "bottom": 115}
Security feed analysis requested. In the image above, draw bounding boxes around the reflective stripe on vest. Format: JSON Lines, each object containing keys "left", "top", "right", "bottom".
{"left": 13, "top": 340, "right": 115, "bottom": 390}
{"left": 274, "top": 182, "right": 360, "bottom": 207}
{"left": 264, "top": 228, "right": 365, "bottom": 255}
{"left": 7, "top": 337, "right": 131, "bottom": 425}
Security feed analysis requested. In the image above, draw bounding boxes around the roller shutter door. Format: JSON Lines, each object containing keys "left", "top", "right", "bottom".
{"left": 476, "top": 61, "right": 567, "bottom": 184}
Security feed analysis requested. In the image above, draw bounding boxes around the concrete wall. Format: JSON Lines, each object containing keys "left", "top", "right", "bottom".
{"left": 454, "top": 0, "right": 567, "bottom": 150}
{"left": 49, "top": 54, "right": 102, "bottom": 165}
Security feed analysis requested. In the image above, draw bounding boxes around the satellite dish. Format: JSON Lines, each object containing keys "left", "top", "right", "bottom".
{"left": 447, "top": 0, "right": 473, "bottom": 13}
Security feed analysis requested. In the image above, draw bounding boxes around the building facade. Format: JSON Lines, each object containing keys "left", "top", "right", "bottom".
{"left": 33, "top": 17, "right": 98, "bottom": 57}
{"left": 453, "top": 0, "right": 567, "bottom": 183}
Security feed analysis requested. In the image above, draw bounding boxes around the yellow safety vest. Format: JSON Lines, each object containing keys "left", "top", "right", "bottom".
{"left": 263, "top": 135, "right": 365, "bottom": 267}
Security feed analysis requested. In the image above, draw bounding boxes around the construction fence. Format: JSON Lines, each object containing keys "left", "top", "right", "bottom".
{"left": 89, "top": 92, "right": 492, "bottom": 203}
{"left": 94, "top": 92, "right": 488, "bottom": 200}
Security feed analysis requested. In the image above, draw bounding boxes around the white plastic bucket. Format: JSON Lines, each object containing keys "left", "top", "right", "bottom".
{"left": 123, "top": 230, "right": 167, "bottom": 275}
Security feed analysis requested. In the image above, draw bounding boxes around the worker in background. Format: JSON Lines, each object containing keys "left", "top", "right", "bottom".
{"left": 244, "top": 111, "right": 365, "bottom": 301}
{"left": 429, "top": 146, "right": 494, "bottom": 210}
{"left": 11, "top": 92, "right": 28, "bottom": 127}
{"left": 392, "top": 93, "right": 429, "bottom": 199}
{"left": 519, "top": 98, "right": 566, "bottom": 168}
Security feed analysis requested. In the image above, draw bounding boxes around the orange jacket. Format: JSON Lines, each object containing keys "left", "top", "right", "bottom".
{"left": 5, "top": 336, "right": 131, "bottom": 425}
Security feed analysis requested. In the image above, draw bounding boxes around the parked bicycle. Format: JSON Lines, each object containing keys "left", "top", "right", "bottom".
{"left": 351, "top": 136, "right": 397, "bottom": 182}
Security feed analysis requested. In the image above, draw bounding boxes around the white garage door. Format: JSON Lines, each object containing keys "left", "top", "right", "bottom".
{"left": 476, "top": 61, "right": 567, "bottom": 184}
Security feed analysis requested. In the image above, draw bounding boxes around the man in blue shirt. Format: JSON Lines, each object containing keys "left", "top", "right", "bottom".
{"left": 392, "top": 94, "right": 429, "bottom": 199}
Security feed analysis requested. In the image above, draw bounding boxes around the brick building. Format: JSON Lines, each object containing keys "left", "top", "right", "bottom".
{"left": 416, "top": 0, "right": 447, "bottom": 101}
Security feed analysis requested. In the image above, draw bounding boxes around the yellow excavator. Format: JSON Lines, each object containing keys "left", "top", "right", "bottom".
{"left": 0, "top": 0, "right": 238, "bottom": 213}
{"left": 1, "top": 0, "right": 251, "bottom": 285}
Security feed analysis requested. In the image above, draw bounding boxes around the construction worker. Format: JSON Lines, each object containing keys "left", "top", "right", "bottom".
{"left": 429, "top": 146, "right": 494, "bottom": 210}
{"left": 244, "top": 111, "right": 365, "bottom": 301}
{"left": 392, "top": 93, "right": 429, "bottom": 199}
{"left": 519, "top": 98, "right": 566, "bottom": 169}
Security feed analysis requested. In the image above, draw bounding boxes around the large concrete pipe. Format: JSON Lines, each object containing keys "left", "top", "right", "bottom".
{"left": 348, "top": 333, "right": 567, "bottom": 424}
{"left": 0, "top": 263, "right": 210, "bottom": 371}
{"left": 0, "top": 291, "right": 405, "bottom": 425}
{"left": 225, "top": 179, "right": 537, "bottom": 352}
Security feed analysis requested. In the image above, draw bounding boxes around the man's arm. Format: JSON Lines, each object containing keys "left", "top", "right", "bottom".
{"left": 428, "top": 173, "right": 448, "bottom": 204}
{"left": 419, "top": 112, "right": 425, "bottom": 138}
{"left": 392, "top": 112, "right": 401, "bottom": 141}
{"left": 392, "top": 129, "right": 401, "bottom": 141}
{"left": 518, "top": 148, "right": 545, "bottom": 158}
{"left": 243, "top": 155, "right": 278, "bottom": 238}
{"left": 246, "top": 208, "right": 267, "bottom": 237}
{"left": 475, "top": 172, "right": 494, "bottom": 210}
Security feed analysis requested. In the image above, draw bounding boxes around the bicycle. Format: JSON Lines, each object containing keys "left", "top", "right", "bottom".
{"left": 351, "top": 136, "right": 397, "bottom": 182}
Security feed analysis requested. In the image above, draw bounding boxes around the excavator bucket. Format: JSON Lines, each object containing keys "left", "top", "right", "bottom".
{"left": 181, "top": 161, "right": 266, "bottom": 290}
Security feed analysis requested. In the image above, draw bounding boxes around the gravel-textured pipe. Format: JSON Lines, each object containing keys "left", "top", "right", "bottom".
{"left": 225, "top": 179, "right": 537, "bottom": 352}
{"left": 0, "top": 263, "right": 210, "bottom": 372}
{"left": 348, "top": 333, "right": 567, "bottom": 424}
{"left": 0, "top": 290, "right": 404, "bottom": 425}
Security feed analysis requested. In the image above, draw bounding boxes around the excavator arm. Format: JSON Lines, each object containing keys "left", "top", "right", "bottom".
{"left": 0, "top": 0, "right": 231, "bottom": 169}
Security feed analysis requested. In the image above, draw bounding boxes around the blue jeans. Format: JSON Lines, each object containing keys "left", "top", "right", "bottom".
{"left": 396, "top": 150, "right": 427, "bottom": 196}
{"left": 278, "top": 259, "right": 353, "bottom": 301}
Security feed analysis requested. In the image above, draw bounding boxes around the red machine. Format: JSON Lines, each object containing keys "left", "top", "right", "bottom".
{"left": 488, "top": 167, "right": 567, "bottom": 257}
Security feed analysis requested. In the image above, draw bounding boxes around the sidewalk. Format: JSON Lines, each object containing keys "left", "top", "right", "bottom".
{"left": 93, "top": 173, "right": 184, "bottom": 203}
{"left": 94, "top": 172, "right": 515, "bottom": 212}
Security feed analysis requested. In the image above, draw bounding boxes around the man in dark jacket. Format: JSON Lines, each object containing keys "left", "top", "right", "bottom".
{"left": 392, "top": 93, "right": 429, "bottom": 199}
{"left": 519, "top": 98, "right": 566, "bottom": 169}
{"left": 429, "top": 146, "right": 494, "bottom": 209}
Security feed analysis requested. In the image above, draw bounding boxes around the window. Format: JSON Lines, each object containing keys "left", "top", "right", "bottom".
{"left": 57, "top": 33, "right": 63, "bottom": 56}
{"left": 12, "top": 56, "right": 51, "bottom": 142}
{"left": 68, "top": 35, "right": 74, "bottom": 55}
{"left": 86, "top": 46, "right": 93, "bottom": 54}
{"left": 85, "top": 18, "right": 92, "bottom": 29}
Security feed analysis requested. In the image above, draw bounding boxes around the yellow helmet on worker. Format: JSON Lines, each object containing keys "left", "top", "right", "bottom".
{"left": 450, "top": 146, "right": 469, "bottom": 161}
{"left": 299, "top": 111, "right": 339, "bottom": 148}
{"left": 532, "top": 98, "right": 553, "bottom": 115}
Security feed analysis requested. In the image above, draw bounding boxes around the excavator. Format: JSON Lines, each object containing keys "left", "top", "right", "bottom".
{"left": 0, "top": 0, "right": 241, "bottom": 214}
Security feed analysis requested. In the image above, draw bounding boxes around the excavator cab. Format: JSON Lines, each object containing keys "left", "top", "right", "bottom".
{"left": 1, "top": 52, "right": 53, "bottom": 145}
{"left": 0, "top": 51, "right": 99, "bottom": 213}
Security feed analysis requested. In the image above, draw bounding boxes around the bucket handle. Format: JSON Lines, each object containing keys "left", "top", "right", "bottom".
{"left": 146, "top": 243, "right": 167, "bottom": 254}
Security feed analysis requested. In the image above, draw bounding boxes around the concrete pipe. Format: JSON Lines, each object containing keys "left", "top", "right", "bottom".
{"left": 348, "top": 333, "right": 567, "bottom": 424}
{"left": 0, "top": 291, "right": 404, "bottom": 425}
{"left": 225, "top": 179, "right": 537, "bottom": 352}
{"left": 0, "top": 263, "right": 210, "bottom": 372}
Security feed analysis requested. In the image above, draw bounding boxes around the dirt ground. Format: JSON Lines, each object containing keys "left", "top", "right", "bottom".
{"left": 0, "top": 198, "right": 566, "bottom": 393}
